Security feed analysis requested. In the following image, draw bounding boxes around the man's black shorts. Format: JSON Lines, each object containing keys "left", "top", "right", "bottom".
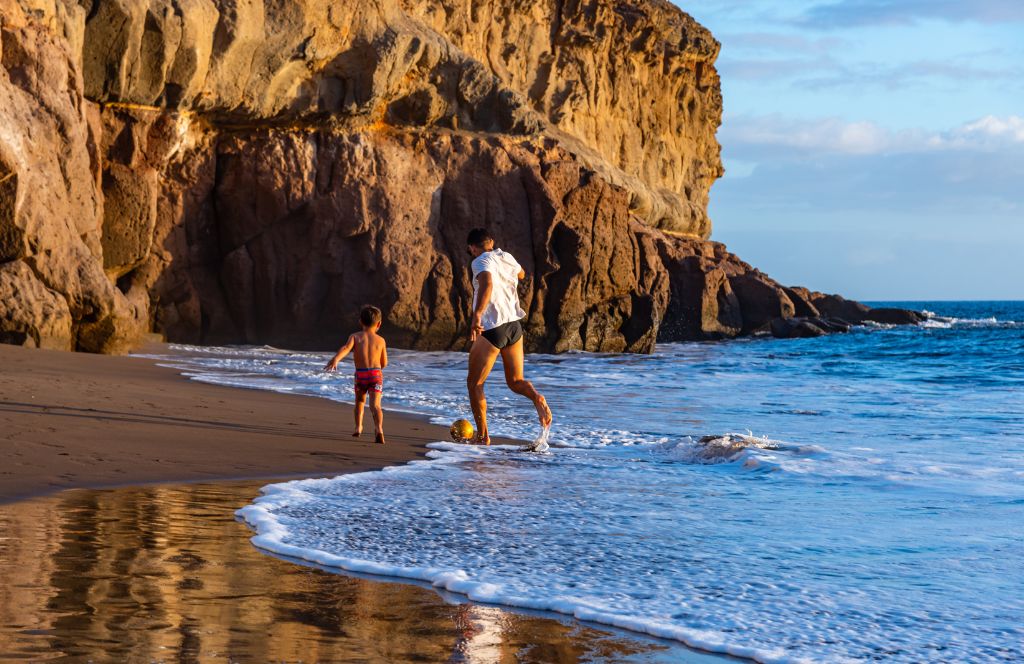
{"left": 482, "top": 320, "right": 524, "bottom": 350}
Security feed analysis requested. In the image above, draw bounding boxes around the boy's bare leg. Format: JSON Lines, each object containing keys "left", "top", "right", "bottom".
{"left": 501, "top": 337, "right": 553, "bottom": 427}
{"left": 353, "top": 392, "right": 366, "bottom": 437}
{"left": 467, "top": 336, "right": 500, "bottom": 444}
{"left": 370, "top": 391, "right": 385, "bottom": 444}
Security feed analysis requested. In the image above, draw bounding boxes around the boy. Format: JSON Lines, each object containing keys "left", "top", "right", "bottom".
{"left": 324, "top": 305, "right": 389, "bottom": 445}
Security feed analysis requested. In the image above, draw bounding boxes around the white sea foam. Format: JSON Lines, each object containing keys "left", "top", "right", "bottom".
{"left": 237, "top": 438, "right": 1024, "bottom": 664}
{"left": 237, "top": 447, "right": 814, "bottom": 664}
{"left": 919, "top": 310, "right": 1017, "bottom": 329}
{"left": 528, "top": 425, "right": 551, "bottom": 452}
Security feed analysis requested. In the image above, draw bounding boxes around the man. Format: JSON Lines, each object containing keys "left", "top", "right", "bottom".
{"left": 465, "top": 228, "right": 552, "bottom": 445}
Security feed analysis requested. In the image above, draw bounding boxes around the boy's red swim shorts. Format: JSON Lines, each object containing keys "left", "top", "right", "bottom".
{"left": 354, "top": 368, "right": 383, "bottom": 396}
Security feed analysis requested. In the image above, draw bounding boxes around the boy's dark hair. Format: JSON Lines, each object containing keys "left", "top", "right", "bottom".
{"left": 466, "top": 228, "right": 493, "bottom": 247}
{"left": 359, "top": 305, "right": 382, "bottom": 327}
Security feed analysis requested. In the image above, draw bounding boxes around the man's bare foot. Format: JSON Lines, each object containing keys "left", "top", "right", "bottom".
{"left": 473, "top": 433, "right": 491, "bottom": 446}
{"left": 375, "top": 433, "right": 386, "bottom": 445}
{"left": 352, "top": 429, "right": 361, "bottom": 438}
{"left": 534, "top": 394, "right": 553, "bottom": 428}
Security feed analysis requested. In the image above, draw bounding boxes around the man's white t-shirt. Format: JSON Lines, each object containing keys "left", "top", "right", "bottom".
{"left": 471, "top": 249, "right": 526, "bottom": 331}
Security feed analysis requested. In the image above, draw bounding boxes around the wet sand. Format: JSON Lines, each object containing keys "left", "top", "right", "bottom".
{"left": 0, "top": 481, "right": 733, "bottom": 663}
{"left": 0, "top": 343, "right": 518, "bottom": 504}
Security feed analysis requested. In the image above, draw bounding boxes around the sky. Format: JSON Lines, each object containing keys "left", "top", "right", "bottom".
{"left": 678, "top": 0, "right": 1024, "bottom": 300}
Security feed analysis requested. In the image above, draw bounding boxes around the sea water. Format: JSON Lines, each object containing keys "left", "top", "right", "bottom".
{"left": 146, "top": 302, "right": 1024, "bottom": 663}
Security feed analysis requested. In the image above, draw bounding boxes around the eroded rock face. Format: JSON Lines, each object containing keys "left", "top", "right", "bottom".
{"left": 403, "top": 0, "right": 724, "bottom": 236}
{"left": 0, "top": 261, "right": 72, "bottom": 349}
{"left": 143, "top": 129, "right": 668, "bottom": 352}
{"left": 71, "top": 0, "right": 721, "bottom": 236}
{"left": 0, "top": 0, "right": 144, "bottom": 353}
{"left": 0, "top": 0, "right": 920, "bottom": 353}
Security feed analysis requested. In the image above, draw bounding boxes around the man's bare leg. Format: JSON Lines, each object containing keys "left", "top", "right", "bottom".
{"left": 369, "top": 391, "right": 385, "bottom": 444}
{"left": 353, "top": 392, "right": 366, "bottom": 437}
{"left": 467, "top": 336, "right": 500, "bottom": 444}
{"left": 501, "top": 337, "right": 553, "bottom": 427}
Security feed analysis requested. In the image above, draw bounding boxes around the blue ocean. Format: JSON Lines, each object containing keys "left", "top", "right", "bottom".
{"left": 148, "top": 302, "right": 1024, "bottom": 663}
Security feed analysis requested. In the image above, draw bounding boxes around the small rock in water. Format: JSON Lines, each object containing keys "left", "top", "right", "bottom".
{"left": 694, "top": 433, "right": 781, "bottom": 461}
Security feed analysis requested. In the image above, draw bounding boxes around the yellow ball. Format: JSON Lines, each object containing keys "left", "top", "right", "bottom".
{"left": 450, "top": 419, "right": 475, "bottom": 442}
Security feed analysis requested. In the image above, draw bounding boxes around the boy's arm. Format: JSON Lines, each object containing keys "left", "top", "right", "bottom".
{"left": 324, "top": 335, "right": 354, "bottom": 371}
{"left": 471, "top": 271, "right": 493, "bottom": 341}
{"left": 380, "top": 340, "right": 388, "bottom": 369}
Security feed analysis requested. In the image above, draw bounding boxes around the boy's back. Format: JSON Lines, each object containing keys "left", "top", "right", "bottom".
{"left": 349, "top": 330, "right": 387, "bottom": 369}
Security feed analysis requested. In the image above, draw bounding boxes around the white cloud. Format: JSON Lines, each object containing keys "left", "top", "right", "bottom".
{"left": 722, "top": 158, "right": 758, "bottom": 179}
{"left": 718, "top": 31, "right": 849, "bottom": 55}
{"left": 798, "top": 0, "right": 1024, "bottom": 28}
{"left": 723, "top": 115, "right": 916, "bottom": 155}
{"left": 711, "top": 113, "right": 1024, "bottom": 224}
{"left": 951, "top": 115, "right": 1024, "bottom": 143}
{"left": 831, "top": 121, "right": 893, "bottom": 154}
{"left": 719, "top": 50, "right": 1023, "bottom": 92}
{"left": 722, "top": 114, "right": 1024, "bottom": 156}
{"left": 690, "top": 0, "right": 1024, "bottom": 29}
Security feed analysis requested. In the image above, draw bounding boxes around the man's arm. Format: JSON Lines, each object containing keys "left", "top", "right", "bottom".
{"left": 324, "top": 335, "right": 354, "bottom": 371}
{"left": 471, "top": 271, "right": 493, "bottom": 341}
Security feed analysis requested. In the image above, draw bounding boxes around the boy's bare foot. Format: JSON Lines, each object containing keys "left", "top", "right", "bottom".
{"left": 534, "top": 394, "right": 553, "bottom": 428}
{"left": 375, "top": 433, "right": 386, "bottom": 445}
{"left": 473, "top": 433, "right": 491, "bottom": 446}
{"left": 352, "top": 429, "right": 361, "bottom": 438}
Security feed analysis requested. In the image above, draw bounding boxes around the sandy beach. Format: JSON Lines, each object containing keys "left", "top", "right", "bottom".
{"left": 0, "top": 343, "right": 519, "bottom": 503}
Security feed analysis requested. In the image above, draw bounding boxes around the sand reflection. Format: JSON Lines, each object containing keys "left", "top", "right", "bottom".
{"left": 0, "top": 482, "right": 721, "bottom": 662}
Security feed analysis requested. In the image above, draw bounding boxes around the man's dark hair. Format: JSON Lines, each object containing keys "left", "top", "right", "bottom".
{"left": 466, "top": 228, "right": 493, "bottom": 247}
{"left": 359, "top": 305, "right": 382, "bottom": 327}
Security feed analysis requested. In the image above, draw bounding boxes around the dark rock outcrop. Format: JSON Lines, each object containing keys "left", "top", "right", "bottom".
{"left": 728, "top": 273, "right": 796, "bottom": 335}
{"left": 810, "top": 293, "right": 872, "bottom": 323}
{"left": 654, "top": 239, "right": 741, "bottom": 341}
{"left": 808, "top": 294, "right": 925, "bottom": 327}
{"left": 768, "top": 316, "right": 858, "bottom": 339}
{"left": 863, "top": 308, "right": 926, "bottom": 326}
{"left": 0, "top": 0, "right": 921, "bottom": 353}
{"left": 783, "top": 286, "right": 820, "bottom": 318}
{"left": 770, "top": 318, "right": 826, "bottom": 339}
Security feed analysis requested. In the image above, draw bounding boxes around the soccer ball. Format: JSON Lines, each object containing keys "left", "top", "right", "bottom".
{"left": 450, "top": 419, "right": 475, "bottom": 442}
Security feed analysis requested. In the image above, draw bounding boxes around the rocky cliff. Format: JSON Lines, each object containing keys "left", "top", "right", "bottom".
{"left": 0, "top": 0, "right": 918, "bottom": 353}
